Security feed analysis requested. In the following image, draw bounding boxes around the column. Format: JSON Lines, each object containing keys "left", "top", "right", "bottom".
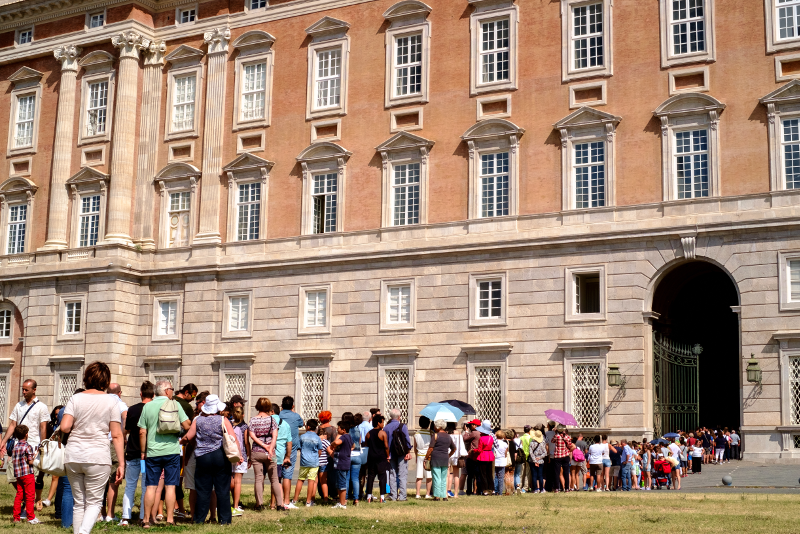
{"left": 132, "top": 40, "right": 166, "bottom": 251}
{"left": 105, "top": 31, "right": 148, "bottom": 246}
{"left": 194, "top": 27, "right": 230, "bottom": 245}
{"left": 41, "top": 45, "right": 81, "bottom": 250}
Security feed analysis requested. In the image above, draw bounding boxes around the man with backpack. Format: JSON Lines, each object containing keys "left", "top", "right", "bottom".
{"left": 382, "top": 408, "right": 411, "bottom": 502}
{"left": 138, "top": 380, "right": 190, "bottom": 526}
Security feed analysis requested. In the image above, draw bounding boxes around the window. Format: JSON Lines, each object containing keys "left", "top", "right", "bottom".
{"left": 158, "top": 300, "right": 178, "bottom": 336}
{"left": 0, "top": 375, "right": 7, "bottom": 420}
{"left": 675, "top": 129, "right": 709, "bottom": 199}
{"left": 78, "top": 195, "right": 100, "bottom": 247}
{"left": 384, "top": 3, "right": 431, "bottom": 107}
{"left": 178, "top": 8, "right": 196, "bottom": 24}
{"left": 575, "top": 273, "right": 600, "bottom": 314}
{"left": 469, "top": 273, "right": 507, "bottom": 327}
{"left": 172, "top": 75, "right": 196, "bottom": 132}
{"left": 479, "top": 153, "right": 509, "bottom": 218}
{"left": 241, "top": 63, "right": 266, "bottom": 121}
{"left": 152, "top": 294, "right": 182, "bottom": 341}
{"left": 58, "top": 374, "right": 78, "bottom": 405}
{"left": 562, "top": 0, "right": 613, "bottom": 81}
{"left": 222, "top": 290, "right": 253, "bottom": 338}
{"left": 572, "top": 363, "right": 600, "bottom": 427}
{"left": 780, "top": 0, "right": 800, "bottom": 40}
{"left": 250, "top": 0, "right": 267, "bottom": 8}
{"left": 88, "top": 11, "right": 105, "bottom": 28}
{"left": 86, "top": 81, "right": 108, "bottom": 136}
{"left": 237, "top": 182, "right": 261, "bottom": 241}
{"left": 215, "top": 354, "right": 254, "bottom": 401}
{"left": 392, "top": 164, "right": 420, "bottom": 226}
{"left": 380, "top": 279, "right": 416, "bottom": 331}
{"left": 481, "top": 19, "right": 510, "bottom": 84}
{"left": 312, "top": 173, "right": 337, "bottom": 234}
{"left": 232, "top": 31, "right": 276, "bottom": 132}
{"left": 6, "top": 204, "right": 26, "bottom": 255}
{"left": 14, "top": 95, "right": 35, "bottom": 148}
{"left": 388, "top": 285, "right": 411, "bottom": 324}
{"left": 377, "top": 132, "right": 432, "bottom": 228}
{"left": 168, "top": 191, "right": 191, "bottom": 248}
{"left": 224, "top": 373, "right": 247, "bottom": 400}
{"left": 573, "top": 141, "right": 605, "bottom": 208}
{"left": 16, "top": 29, "right": 32, "bottom": 45}
{"left": 65, "top": 301, "right": 82, "bottom": 334}
{"left": 395, "top": 34, "right": 422, "bottom": 96}
{"left": 305, "top": 17, "right": 350, "bottom": 120}
{"left": 565, "top": 266, "right": 606, "bottom": 321}
{"left": 790, "top": 259, "right": 800, "bottom": 301}
{"left": 301, "top": 371, "right": 325, "bottom": 420}
{"left": 572, "top": 3, "right": 603, "bottom": 70}
{"left": 671, "top": 0, "right": 705, "bottom": 55}
{"left": 0, "top": 309, "right": 11, "bottom": 339}
{"left": 315, "top": 49, "right": 341, "bottom": 110}
{"left": 783, "top": 119, "right": 800, "bottom": 190}
{"left": 475, "top": 366, "right": 502, "bottom": 423}
{"left": 470, "top": 1, "right": 518, "bottom": 95}
{"left": 478, "top": 280, "right": 502, "bottom": 318}
{"left": 299, "top": 285, "right": 332, "bottom": 335}
{"left": 385, "top": 368, "right": 410, "bottom": 422}
{"left": 229, "top": 296, "right": 249, "bottom": 331}
{"left": 464, "top": 344, "right": 509, "bottom": 427}
{"left": 778, "top": 252, "right": 800, "bottom": 311}
{"left": 790, "top": 357, "right": 800, "bottom": 425}
{"left": 305, "top": 291, "right": 327, "bottom": 328}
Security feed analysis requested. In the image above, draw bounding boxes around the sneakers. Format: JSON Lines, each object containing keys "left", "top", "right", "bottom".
{"left": 424, "top": 494, "right": 433, "bottom": 499}
{"left": 331, "top": 503, "right": 347, "bottom": 510}
{"left": 284, "top": 502, "right": 298, "bottom": 510}
{"left": 119, "top": 520, "right": 129, "bottom": 526}
{"left": 415, "top": 494, "right": 421, "bottom": 499}
{"left": 104, "top": 516, "right": 115, "bottom": 522}
{"left": 28, "top": 518, "right": 41, "bottom": 525}
{"left": 305, "top": 502, "right": 315, "bottom": 507}
{"left": 366, "top": 495, "right": 373, "bottom": 503}
{"left": 380, "top": 496, "right": 385, "bottom": 503}
{"left": 447, "top": 491, "right": 455, "bottom": 498}
{"left": 232, "top": 509, "right": 243, "bottom": 517}
{"left": 234, "top": 507, "right": 244, "bottom": 513}
{"left": 41, "top": 500, "right": 51, "bottom": 508}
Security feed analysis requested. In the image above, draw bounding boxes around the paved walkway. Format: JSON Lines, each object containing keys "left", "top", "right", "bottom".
{"left": 672, "top": 460, "right": 800, "bottom": 493}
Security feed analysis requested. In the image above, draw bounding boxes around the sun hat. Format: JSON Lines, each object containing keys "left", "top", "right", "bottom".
{"left": 202, "top": 394, "right": 221, "bottom": 415}
{"left": 477, "top": 419, "right": 493, "bottom": 435}
{"left": 532, "top": 429, "right": 544, "bottom": 443}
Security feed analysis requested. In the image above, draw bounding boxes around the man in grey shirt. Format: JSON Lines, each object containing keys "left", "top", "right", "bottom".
{"left": 730, "top": 430, "right": 741, "bottom": 460}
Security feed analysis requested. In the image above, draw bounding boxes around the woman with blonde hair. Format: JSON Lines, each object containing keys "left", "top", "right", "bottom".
{"left": 427, "top": 419, "right": 456, "bottom": 501}
{"left": 247, "top": 398, "right": 281, "bottom": 510}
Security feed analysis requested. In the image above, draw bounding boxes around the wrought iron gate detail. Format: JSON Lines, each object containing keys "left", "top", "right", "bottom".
{"left": 653, "top": 334, "right": 702, "bottom": 437}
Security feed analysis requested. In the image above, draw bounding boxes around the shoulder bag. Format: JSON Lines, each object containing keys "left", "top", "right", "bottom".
{"left": 6, "top": 400, "right": 37, "bottom": 456}
{"left": 423, "top": 432, "right": 435, "bottom": 471}
{"left": 221, "top": 417, "right": 241, "bottom": 464}
{"left": 34, "top": 428, "right": 65, "bottom": 477}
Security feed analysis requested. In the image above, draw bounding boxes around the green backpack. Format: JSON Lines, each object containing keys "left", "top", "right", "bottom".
{"left": 157, "top": 399, "right": 181, "bottom": 434}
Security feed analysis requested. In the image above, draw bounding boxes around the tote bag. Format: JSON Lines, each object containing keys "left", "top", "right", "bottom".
{"left": 221, "top": 418, "right": 241, "bottom": 464}
{"left": 34, "top": 433, "right": 66, "bottom": 477}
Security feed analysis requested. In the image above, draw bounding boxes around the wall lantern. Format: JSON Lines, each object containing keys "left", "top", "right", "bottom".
{"left": 607, "top": 364, "right": 623, "bottom": 388}
{"left": 746, "top": 353, "right": 762, "bottom": 385}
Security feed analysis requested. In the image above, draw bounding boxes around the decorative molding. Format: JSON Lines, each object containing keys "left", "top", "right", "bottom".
{"left": 111, "top": 30, "right": 148, "bottom": 60}
{"left": 143, "top": 39, "right": 167, "bottom": 66}
{"left": 289, "top": 350, "right": 336, "bottom": 360}
{"left": 203, "top": 27, "right": 231, "bottom": 55}
{"left": 461, "top": 342, "right": 513, "bottom": 354}
{"left": 557, "top": 339, "right": 613, "bottom": 351}
{"left": 372, "top": 346, "right": 420, "bottom": 357}
{"left": 53, "top": 44, "right": 82, "bottom": 72}
{"left": 680, "top": 234, "right": 697, "bottom": 259}
{"left": 213, "top": 353, "right": 256, "bottom": 363}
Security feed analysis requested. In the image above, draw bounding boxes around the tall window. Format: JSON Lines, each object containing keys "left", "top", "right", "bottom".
{"left": 158, "top": 300, "right": 178, "bottom": 336}
{"left": 305, "top": 290, "right": 327, "bottom": 328}
{"left": 89, "top": 12, "right": 105, "bottom": 28}
{"left": 86, "top": 81, "right": 108, "bottom": 136}
{"left": 384, "top": 368, "right": 410, "bottom": 422}
{"left": 783, "top": 118, "right": 800, "bottom": 190}
{"left": 572, "top": 363, "right": 600, "bottom": 427}
{"left": 250, "top": 0, "right": 267, "bottom": 8}
{"left": 241, "top": 63, "right": 266, "bottom": 121}
{"left": 179, "top": 8, "right": 196, "bottom": 24}
{"left": 573, "top": 3, "right": 603, "bottom": 70}
{"left": 6, "top": 205, "right": 26, "bottom": 255}
{"left": 395, "top": 34, "right": 422, "bottom": 96}
{"left": 0, "top": 376, "right": 7, "bottom": 422}
{"left": 388, "top": 286, "right": 411, "bottom": 324}
{"left": 392, "top": 164, "right": 420, "bottom": 226}
{"left": 480, "top": 19, "right": 509, "bottom": 83}
{"left": 315, "top": 49, "right": 341, "bottom": 109}
{"left": 172, "top": 75, "right": 196, "bottom": 132}
{"left": 79, "top": 195, "right": 100, "bottom": 247}
{"left": 301, "top": 371, "right": 324, "bottom": 421}
{"left": 675, "top": 129, "right": 709, "bottom": 199}
{"left": 790, "top": 260, "right": 800, "bottom": 301}
{"left": 671, "top": 0, "right": 705, "bottom": 55}
{"left": 237, "top": 183, "right": 260, "bottom": 241}
{"left": 168, "top": 191, "right": 191, "bottom": 248}
{"left": 574, "top": 141, "right": 605, "bottom": 208}
{"left": 575, "top": 273, "right": 601, "bottom": 314}
{"left": 14, "top": 95, "right": 35, "bottom": 148}
{"left": 229, "top": 296, "right": 249, "bottom": 331}
{"left": 0, "top": 309, "right": 11, "bottom": 338}
{"left": 478, "top": 280, "right": 502, "bottom": 318}
{"left": 475, "top": 366, "right": 501, "bottom": 424}
{"left": 224, "top": 373, "right": 247, "bottom": 400}
{"left": 65, "top": 301, "right": 81, "bottom": 334}
{"left": 480, "top": 153, "right": 509, "bottom": 218}
{"left": 779, "top": 0, "right": 800, "bottom": 39}
{"left": 312, "top": 173, "right": 337, "bottom": 234}
{"left": 789, "top": 357, "right": 800, "bottom": 425}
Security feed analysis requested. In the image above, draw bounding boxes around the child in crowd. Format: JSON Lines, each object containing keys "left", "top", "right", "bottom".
{"left": 327, "top": 421, "right": 353, "bottom": 509}
{"left": 231, "top": 406, "right": 250, "bottom": 516}
{"left": 11, "top": 425, "right": 38, "bottom": 524}
{"left": 294, "top": 419, "right": 323, "bottom": 507}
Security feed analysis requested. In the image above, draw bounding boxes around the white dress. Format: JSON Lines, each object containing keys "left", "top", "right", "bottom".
{"left": 414, "top": 432, "right": 431, "bottom": 478}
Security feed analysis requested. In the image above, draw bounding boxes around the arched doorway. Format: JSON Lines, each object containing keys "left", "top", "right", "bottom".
{"left": 651, "top": 260, "right": 740, "bottom": 435}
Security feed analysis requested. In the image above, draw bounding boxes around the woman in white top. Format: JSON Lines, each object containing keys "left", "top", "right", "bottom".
{"left": 60, "top": 362, "right": 124, "bottom": 534}
{"left": 601, "top": 435, "right": 613, "bottom": 491}
{"left": 447, "top": 426, "right": 465, "bottom": 498}
{"left": 413, "top": 416, "right": 432, "bottom": 498}
{"left": 587, "top": 435, "right": 605, "bottom": 492}
{"left": 492, "top": 430, "right": 508, "bottom": 495}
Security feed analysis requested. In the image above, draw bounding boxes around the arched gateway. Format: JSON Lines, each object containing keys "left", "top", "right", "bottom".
{"left": 649, "top": 260, "right": 741, "bottom": 437}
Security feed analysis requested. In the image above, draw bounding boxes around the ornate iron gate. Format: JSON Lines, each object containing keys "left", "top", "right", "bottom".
{"left": 653, "top": 334, "right": 702, "bottom": 436}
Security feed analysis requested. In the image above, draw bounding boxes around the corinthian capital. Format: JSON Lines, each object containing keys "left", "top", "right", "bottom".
{"left": 53, "top": 45, "right": 82, "bottom": 72}
{"left": 143, "top": 39, "right": 167, "bottom": 67}
{"left": 203, "top": 27, "right": 231, "bottom": 55}
{"left": 112, "top": 31, "right": 150, "bottom": 60}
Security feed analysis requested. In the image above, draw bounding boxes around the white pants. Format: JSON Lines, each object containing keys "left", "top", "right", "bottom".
{"left": 66, "top": 462, "right": 110, "bottom": 534}
{"left": 122, "top": 459, "right": 146, "bottom": 520}
{"left": 715, "top": 448, "right": 725, "bottom": 462}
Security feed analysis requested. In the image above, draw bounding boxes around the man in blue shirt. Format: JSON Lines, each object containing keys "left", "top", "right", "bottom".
{"left": 619, "top": 439, "right": 634, "bottom": 491}
{"left": 382, "top": 408, "right": 411, "bottom": 501}
{"left": 279, "top": 396, "right": 304, "bottom": 508}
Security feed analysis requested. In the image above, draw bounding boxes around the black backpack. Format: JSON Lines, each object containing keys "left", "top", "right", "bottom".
{"left": 391, "top": 423, "right": 411, "bottom": 458}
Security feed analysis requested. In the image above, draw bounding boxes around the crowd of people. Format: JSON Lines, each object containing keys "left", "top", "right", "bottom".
{"left": 0, "top": 363, "right": 743, "bottom": 530}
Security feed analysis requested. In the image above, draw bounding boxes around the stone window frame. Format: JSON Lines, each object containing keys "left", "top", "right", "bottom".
{"left": 653, "top": 92, "right": 725, "bottom": 201}
{"left": 6, "top": 67, "right": 43, "bottom": 157}
{"left": 51, "top": 355, "right": 85, "bottom": 405}
{"left": 564, "top": 264, "right": 608, "bottom": 323}
{"left": 463, "top": 343, "right": 511, "bottom": 428}
{"left": 383, "top": 1, "right": 433, "bottom": 108}
{"left": 775, "top": 53, "right": 800, "bottom": 82}
{"left": 168, "top": 141, "right": 194, "bottom": 162}
{"left": 163, "top": 45, "right": 205, "bottom": 142}
{"left": 374, "top": 347, "right": 418, "bottom": 426}
{"left": 175, "top": 3, "right": 198, "bottom": 26}
{"left": 558, "top": 339, "right": 612, "bottom": 429}
{"left": 151, "top": 293, "right": 183, "bottom": 342}
{"left": 477, "top": 94, "right": 512, "bottom": 121}
{"left": 298, "top": 283, "right": 333, "bottom": 336}
{"left": 760, "top": 80, "right": 800, "bottom": 192}
{"left": 14, "top": 27, "right": 33, "bottom": 47}
{"left": 668, "top": 65, "right": 710, "bottom": 96}
{"left": 222, "top": 289, "right": 254, "bottom": 339}
{"left": 379, "top": 278, "right": 417, "bottom": 332}
{"left": 765, "top": 0, "right": 800, "bottom": 54}
{"left": 0, "top": 302, "right": 15, "bottom": 346}
{"left": 469, "top": 0, "right": 519, "bottom": 96}
{"left": 311, "top": 118, "right": 342, "bottom": 143}
{"left": 376, "top": 131, "right": 433, "bottom": 228}
{"left": 658, "top": 0, "right": 716, "bottom": 68}
{"left": 289, "top": 350, "right": 334, "bottom": 420}
{"left": 8, "top": 157, "right": 31, "bottom": 178}
{"left": 305, "top": 17, "right": 351, "bottom": 121}
{"left": 57, "top": 293, "right": 87, "bottom": 342}
{"left": 561, "top": 0, "right": 614, "bottom": 82}
{"left": 0, "top": 177, "right": 36, "bottom": 257}
{"left": 77, "top": 51, "right": 116, "bottom": 146}
{"left": 0, "top": 359, "right": 14, "bottom": 420}
{"left": 223, "top": 153, "right": 273, "bottom": 243}
{"left": 232, "top": 31, "right": 276, "bottom": 132}
{"left": 778, "top": 251, "right": 800, "bottom": 311}
{"left": 773, "top": 332, "right": 800, "bottom": 433}
{"left": 468, "top": 271, "right": 508, "bottom": 328}
{"left": 461, "top": 119, "right": 524, "bottom": 220}
{"left": 554, "top": 107, "right": 621, "bottom": 211}
{"left": 144, "top": 355, "right": 182, "bottom": 389}
{"left": 568, "top": 80, "right": 606, "bottom": 109}
{"left": 154, "top": 162, "right": 201, "bottom": 250}
{"left": 85, "top": 8, "right": 106, "bottom": 31}
{"left": 214, "top": 353, "right": 255, "bottom": 403}
{"left": 389, "top": 108, "right": 423, "bottom": 133}
{"left": 80, "top": 146, "right": 106, "bottom": 167}
{"left": 65, "top": 167, "right": 109, "bottom": 249}
{"left": 296, "top": 142, "right": 352, "bottom": 236}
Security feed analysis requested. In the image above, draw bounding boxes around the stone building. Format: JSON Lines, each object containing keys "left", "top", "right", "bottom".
{"left": 0, "top": 0, "right": 798, "bottom": 460}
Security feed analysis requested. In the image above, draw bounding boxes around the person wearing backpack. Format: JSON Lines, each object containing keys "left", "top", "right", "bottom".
{"left": 137, "top": 380, "right": 190, "bottom": 528}
{"left": 382, "top": 408, "right": 411, "bottom": 502}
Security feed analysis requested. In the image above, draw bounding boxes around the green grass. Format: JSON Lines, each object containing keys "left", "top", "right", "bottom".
{"left": 5, "top": 483, "right": 800, "bottom": 533}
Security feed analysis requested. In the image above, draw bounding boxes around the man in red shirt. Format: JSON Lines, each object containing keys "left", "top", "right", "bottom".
{"left": 550, "top": 426, "right": 572, "bottom": 492}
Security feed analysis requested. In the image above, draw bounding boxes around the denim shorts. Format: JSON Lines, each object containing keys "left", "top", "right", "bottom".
{"left": 335, "top": 468, "right": 349, "bottom": 491}
{"left": 319, "top": 463, "right": 327, "bottom": 474}
{"left": 602, "top": 459, "right": 611, "bottom": 467}
{"left": 145, "top": 454, "right": 181, "bottom": 487}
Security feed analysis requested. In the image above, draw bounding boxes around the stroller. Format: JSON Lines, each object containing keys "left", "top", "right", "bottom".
{"left": 652, "top": 459, "right": 672, "bottom": 489}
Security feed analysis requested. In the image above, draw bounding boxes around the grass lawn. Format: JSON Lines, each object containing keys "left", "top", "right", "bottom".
{"left": 5, "top": 483, "right": 799, "bottom": 534}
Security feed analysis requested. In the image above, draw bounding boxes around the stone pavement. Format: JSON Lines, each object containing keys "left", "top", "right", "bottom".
{"left": 671, "top": 460, "right": 800, "bottom": 494}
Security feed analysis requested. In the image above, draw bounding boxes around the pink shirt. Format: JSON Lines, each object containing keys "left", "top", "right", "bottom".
{"left": 476, "top": 435, "right": 495, "bottom": 462}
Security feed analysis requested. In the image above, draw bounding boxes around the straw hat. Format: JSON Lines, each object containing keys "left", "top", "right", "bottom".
{"left": 532, "top": 430, "right": 544, "bottom": 443}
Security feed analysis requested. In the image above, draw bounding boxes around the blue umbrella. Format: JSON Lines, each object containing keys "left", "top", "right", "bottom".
{"left": 649, "top": 438, "right": 668, "bottom": 445}
{"left": 663, "top": 432, "right": 680, "bottom": 439}
{"left": 420, "top": 402, "right": 464, "bottom": 422}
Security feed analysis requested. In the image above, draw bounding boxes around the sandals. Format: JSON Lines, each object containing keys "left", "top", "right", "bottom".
{"left": 142, "top": 522, "right": 151, "bottom": 529}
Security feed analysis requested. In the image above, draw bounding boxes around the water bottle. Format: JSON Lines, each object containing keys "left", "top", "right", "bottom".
{"left": 140, "top": 460, "right": 146, "bottom": 474}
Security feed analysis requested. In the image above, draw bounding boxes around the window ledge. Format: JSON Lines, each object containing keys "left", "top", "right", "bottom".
{"left": 221, "top": 330, "right": 253, "bottom": 340}
{"left": 557, "top": 339, "right": 613, "bottom": 351}
{"left": 232, "top": 120, "right": 268, "bottom": 132}
{"left": 379, "top": 324, "right": 416, "bottom": 332}
{"left": 165, "top": 131, "right": 200, "bottom": 142}
{"left": 151, "top": 335, "right": 181, "bottom": 343}
{"left": 48, "top": 355, "right": 85, "bottom": 364}
{"left": 214, "top": 353, "right": 256, "bottom": 363}
{"left": 565, "top": 314, "right": 606, "bottom": 324}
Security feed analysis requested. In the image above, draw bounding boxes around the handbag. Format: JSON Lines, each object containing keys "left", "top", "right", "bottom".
{"left": 34, "top": 431, "right": 65, "bottom": 477}
{"left": 221, "top": 418, "right": 241, "bottom": 464}
{"left": 423, "top": 432, "right": 435, "bottom": 471}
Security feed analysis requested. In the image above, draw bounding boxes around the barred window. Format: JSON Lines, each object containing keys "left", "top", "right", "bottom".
{"left": 86, "top": 81, "right": 108, "bottom": 136}
{"left": 573, "top": 3, "right": 603, "bottom": 70}
{"left": 158, "top": 300, "right": 178, "bottom": 336}
{"left": 0, "top": 310, "right": 11, "bottom": 338}
{"left": 315, "top": 49, "right": 341, "bottom": 109}
{"left": 301, "top": 371, "right": 325, "bottom": 421}
{"left": 790, "top": 260, "right": 800, "bottom": 301}
{"left": 572, "top": 363, "right": 600, "bottom": 427}
{"left": 58, "top": 374, "right": 78, "bottom": 406}
{"left": 241, "top": 63, "right": 266, "bottom": 121}
{"left": 224, "top": 373, "right": 247, "bottom": 401}
{"left": 474, "top": 366, "right": 501, "bottom": 425}
{"left": 14, "top": 94, "right": 35, "bottom": 148}
{"left": 305, "top": 290, "right": 327, "bottom": 328}
{"left": 168, "top": 192, "right": 191, "bottom": 248}
{"left": 387, "top": 285, "right": 411, "bottom": 324}
{"left": 392, "top": 163, "right": 420, "bottom": 226}
{"left": 6, "top": 204, "right": 27, "bottom": 255}
{"left": 778, "top": 0, "right": 800, "bottom": 40}
{"left": 79, "top": 195, "right": 101, "bottom": 248}
{"left": 65, "top": 302, "right": 82, "bottom": 334}
{"left": 790, "top": 357, "right": 800, "bottom": 425}
{"left": 671, "top": 0, "right": 705, "bottom": 55}
{"left": 573, "top": 142, "right": 605, "bottom": 208}
{"left": 480, "top": 19, "right": 510, "bottom": 83}
{"left": 783, "top": 119, "right": 800, "bottom": 190}
{"left": 674, "top": 129, "right": 709, "bottom": 199}
{"left": 229, "top": 296, "right": 249, "bottom": 331}
{"left": 384, "top": 368, "right": 410, "bottom": 423}
{"left": 0, "top": 375, "right": 7, "bottom": 421}
{"left": 395, "top": 34, "right": 422, "bottom": 96}
{"left": 312, "top": 173, "right": 337, "bottom": 234}
{"left": 172, "top": 75, "right": 196, "bottom": 131}
{"left": 478, "top": 280, "right": 502, "bottom": 318}
{"left": 237, "top": 182, "right": 261, "bottom": 241}
{"left": 480, "top": 152, "right": 509, "bottom": 218}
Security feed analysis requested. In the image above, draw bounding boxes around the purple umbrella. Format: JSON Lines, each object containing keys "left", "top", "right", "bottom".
{"left": 544, "top": 409, "right": 578, "bottom": 427}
